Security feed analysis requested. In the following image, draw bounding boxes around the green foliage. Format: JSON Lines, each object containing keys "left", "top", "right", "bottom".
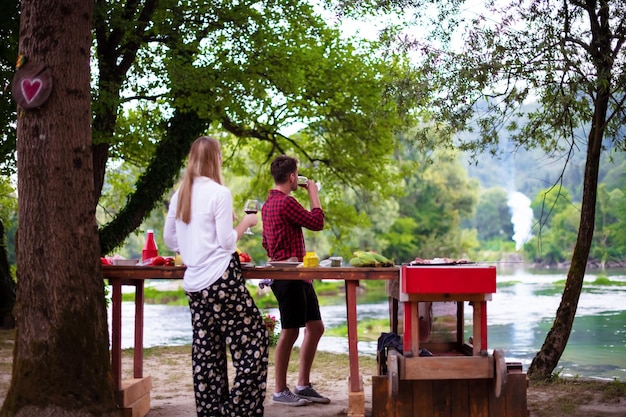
{"left": 0, "top": 178, "right": 16, "bottom": 226}
{"left": 593, "top": 185, "right": 626, "bottom": 265}
{"left": 121, "top": 286, "right": 188, "bottom": 306}
{"left": 589, "top": 277, "right": 626, "bottom": 287}
{"left": 522, "top": 180, "right": 626, "bottom": 266}
{"left": 472, "top": 187, "right": 514, "bottom": 242}
{"left": 87, "top": 0, "right": 424, "bottom": 255}
{"left": 0, "top": 179, "right": 17, "bottom": 266}
{"left": 530, "top": 186, "right": 575, "bottom": 231}
{"left": 523, "top": 186, "right": 580, "bottom": 263}
{"left": 0, "top": 0, "right": 18, "bottom": 177}
{"left": 337, "top": 2, "right": 626, "bottom": 270}
{"left": 4, "top": 0, "right": 626, "bottom": 271}
{"left": 247, "top": 285, "right": 279, "bottom": 310}
{"left": 384, "top": 146, "right": 480, "bottom": 262}
{"left": 324, "top": 317, "right": 389, "bottom": 341}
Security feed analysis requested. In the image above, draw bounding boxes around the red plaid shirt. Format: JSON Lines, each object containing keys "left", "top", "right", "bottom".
{"left": 262, "top": 189, "right": 325, "bottom": 261}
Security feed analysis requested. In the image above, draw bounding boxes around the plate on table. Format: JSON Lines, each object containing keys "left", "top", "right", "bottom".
{"left": 267, "top": 261, "right": 302, "bottom": 268}
{"left": 240, "top": 262, "right": 255, "bottom": 268}
{"left": 407, "top": 261, "right": 475, "bottom": 266}
{"left": 112, "top": 259, "right": 139, "bottom": 266}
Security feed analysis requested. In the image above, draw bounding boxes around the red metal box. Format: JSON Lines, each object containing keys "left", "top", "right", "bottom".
{"left": 401, "top": 265, "right": 496, "bottom": 294}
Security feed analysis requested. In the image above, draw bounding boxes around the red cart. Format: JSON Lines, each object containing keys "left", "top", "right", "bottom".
{"left": 373, "top": 264, "right": 528, "bottom": 417}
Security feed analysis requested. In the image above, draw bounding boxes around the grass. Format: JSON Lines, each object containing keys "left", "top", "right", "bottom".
{"left": 528, "top": 377, "right": 626, "bottom": 417}
{"left": 553, "top": 276, "right": 626, "bottom": 288}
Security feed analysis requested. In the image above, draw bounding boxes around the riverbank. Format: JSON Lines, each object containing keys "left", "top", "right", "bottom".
{"left": 1, "top": 330, "right": 625, "bottom": 416}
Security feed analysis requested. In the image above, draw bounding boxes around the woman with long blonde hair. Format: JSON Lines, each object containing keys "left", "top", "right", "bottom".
{"left": 164, "top": 136, "right": 268, "bottom": 416}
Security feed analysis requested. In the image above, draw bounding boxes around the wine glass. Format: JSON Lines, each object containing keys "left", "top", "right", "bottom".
{"left": 298, "top": 175, "right": 321, "bottom": 191}
{"left": 243, "top": 199, "right": 259, "bottom": 235}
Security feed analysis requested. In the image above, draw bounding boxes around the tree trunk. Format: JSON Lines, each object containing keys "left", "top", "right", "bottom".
{"left": 527, "top": 123, "right": 603, "bottom": 380}
{"left": 0, "top": 0, "right": 118, "bottom": 416}
{"left": 98, "top": 109, "right": 205, "bottom": 254}
{"left": 527, "top": 5, "right": 612, "bottom": 376}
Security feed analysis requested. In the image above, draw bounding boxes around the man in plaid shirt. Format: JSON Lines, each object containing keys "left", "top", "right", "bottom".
{"left": 261, "top": 155, "right": 330, "bottom": 407}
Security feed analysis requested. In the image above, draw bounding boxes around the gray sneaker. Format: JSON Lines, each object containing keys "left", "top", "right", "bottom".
{"left": 272, "top": 388, "right": 309, "bottom": 406}
{"left": 294, "top": 383, "right": 331, "bottom": 404}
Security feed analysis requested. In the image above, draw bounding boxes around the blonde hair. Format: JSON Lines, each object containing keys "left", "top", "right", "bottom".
{"left": 176, "top": 136, "right": 223, "bottom": 223}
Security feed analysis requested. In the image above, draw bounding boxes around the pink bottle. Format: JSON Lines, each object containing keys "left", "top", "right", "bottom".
{"left": 142, "top": 229, "right": 158, "bottom": 261}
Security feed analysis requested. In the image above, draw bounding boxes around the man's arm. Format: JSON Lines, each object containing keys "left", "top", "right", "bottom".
{"left": 285, "top": 195, "right": 324, "bottom": 231}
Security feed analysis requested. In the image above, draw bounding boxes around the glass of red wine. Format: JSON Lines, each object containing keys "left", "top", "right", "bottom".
{"left": 243, "top": 199, "right": 259, "bottom": 235}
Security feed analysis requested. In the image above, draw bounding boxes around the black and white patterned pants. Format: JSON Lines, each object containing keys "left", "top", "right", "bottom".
{"left": 186, "top": 255, "right": 269, "bottom": 417}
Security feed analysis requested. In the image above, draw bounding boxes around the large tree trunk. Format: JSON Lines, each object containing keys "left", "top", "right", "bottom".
{"left": 527, "top": 124, "right": 602, "bottom": 379}
{"left": 0, "top": 0, "right": 118, "bottom": 416}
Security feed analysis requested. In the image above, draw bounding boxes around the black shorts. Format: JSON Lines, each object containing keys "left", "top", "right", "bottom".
{"left": 270, "top": 280, "right": 321, "bottom": 329}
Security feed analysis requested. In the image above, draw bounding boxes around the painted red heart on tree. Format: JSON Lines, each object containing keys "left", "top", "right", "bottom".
{"left": 21, "top": 78, "right": 43, "bottom": 104}
{"left": 11, "top": 62, "right": 53, "bottom": 109}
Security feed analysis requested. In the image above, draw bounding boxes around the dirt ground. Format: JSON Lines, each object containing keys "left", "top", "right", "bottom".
{"left": 133, "top": 346, "right": 626, "bottom": 417}
{"left": 139, "top": 346, "right": 370, "bottom": 417}
{"left": 1, "top": 332, "right": 625, "bottom": 417}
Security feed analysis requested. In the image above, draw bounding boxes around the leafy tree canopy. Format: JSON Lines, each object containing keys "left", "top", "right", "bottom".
{"left": 91, "top": 0, "right": 423, "bottom": 254}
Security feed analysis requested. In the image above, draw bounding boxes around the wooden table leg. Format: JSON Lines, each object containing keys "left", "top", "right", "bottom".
{"left": 345, "top": 280, "right": 365, "bottom": 417}
{"left": 456, "top": 302, "right": 464, "bottom": 346}
{"left": 472, "top": 301, "right": 488, "bottom": 355}
{"left": 480, "top": 301, "right": 488, "bottom": 351}
{"left": 110, "top": 278, "right": 122, "bottom": 391}
{"left": 389, "top": 297, "right": 398, "bottom": 334}
{"left": 403, "top": 302, "right": 411, "bottom": 353}
{"left": 345, "top": 280, "right": 360, "bottom": 392}
{"left": 134, "top": 281, "right": 144, "bottom": 378}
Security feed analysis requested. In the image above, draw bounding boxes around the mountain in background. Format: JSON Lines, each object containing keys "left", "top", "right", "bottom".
{"left": 461, "top": 133, "right": 625, "bottom": 202}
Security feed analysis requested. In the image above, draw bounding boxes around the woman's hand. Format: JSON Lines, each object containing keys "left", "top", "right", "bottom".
{"left": 243, "top": 213, "right": 258, "bottom": 228}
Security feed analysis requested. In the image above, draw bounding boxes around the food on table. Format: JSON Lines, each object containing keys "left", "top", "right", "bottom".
{"left": 149, "top": 256, "right": 175, "bottom": 266}
{"left": 238, "top": 252, "right": 252, "bottom": 263}
{"left": 349, "top": 250, "right": 394, "bottom": 267}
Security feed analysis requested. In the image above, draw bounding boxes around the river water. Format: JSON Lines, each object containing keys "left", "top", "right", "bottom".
{"left": 108, "top": 267, "right": 626, "bottom": 381}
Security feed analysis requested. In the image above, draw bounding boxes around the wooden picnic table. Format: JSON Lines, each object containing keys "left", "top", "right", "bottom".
{"left": 102, "top": 264, "right": 399, "bottom": 417}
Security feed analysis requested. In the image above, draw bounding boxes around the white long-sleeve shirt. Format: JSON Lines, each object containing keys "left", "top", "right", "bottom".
{"left": 163, "top": 177, "right": 238, "bottom": 292}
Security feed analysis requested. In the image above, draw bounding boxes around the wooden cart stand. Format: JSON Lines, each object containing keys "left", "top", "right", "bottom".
{"left": 372, "top": 264, "right": 528, "bottom": 417}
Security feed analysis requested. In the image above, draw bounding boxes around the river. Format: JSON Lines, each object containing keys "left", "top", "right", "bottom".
{"left": 108, "top": 267, "right": 626, "bottom": 381}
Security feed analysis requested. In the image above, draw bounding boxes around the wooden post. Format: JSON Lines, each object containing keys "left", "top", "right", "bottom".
{"left": 111, "top": 278, "right": 122, "bottom": 391}
{"left": 134, "top": 281, "right": 145, "bottom": 378}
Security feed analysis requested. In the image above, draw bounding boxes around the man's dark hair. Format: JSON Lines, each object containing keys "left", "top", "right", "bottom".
{"left": 270, "top": 155, "right": 298, "bottom": 183}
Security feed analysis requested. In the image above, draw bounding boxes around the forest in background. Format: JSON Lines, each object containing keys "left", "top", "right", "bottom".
{"left": 5, "top": 135, "right": 623, "bottom": 270}
{"left": 2, "top": 0, "right": 624, "bottom": 277}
